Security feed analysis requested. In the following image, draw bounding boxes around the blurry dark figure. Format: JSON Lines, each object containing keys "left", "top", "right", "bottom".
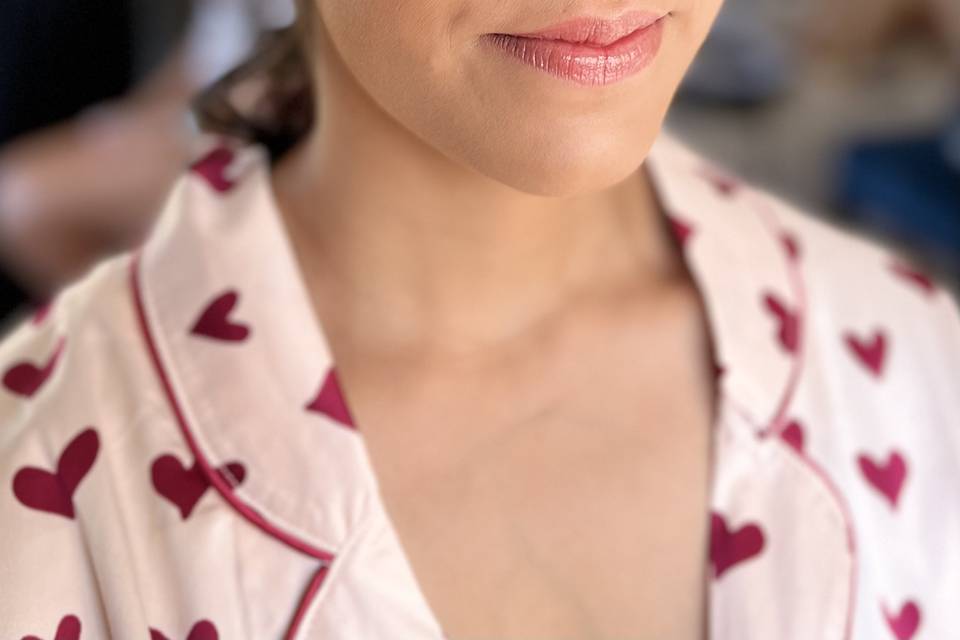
{"left": 0, "top": 0, "right": 193, "bottom": 326}
{"left": 0, "top": 0, "right": 133, "bottom": 319}
{"left": 1, "top": 0, "right": 130, "bottom": 142}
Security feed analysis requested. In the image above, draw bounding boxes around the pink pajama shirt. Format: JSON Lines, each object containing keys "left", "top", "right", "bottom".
{"left": 1, "top": 129, "right": 959, "bottom": 640}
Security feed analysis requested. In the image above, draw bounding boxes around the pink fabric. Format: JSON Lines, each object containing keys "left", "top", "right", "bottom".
{"left": 1, "top": 128, "right": 959, "bottom": 639}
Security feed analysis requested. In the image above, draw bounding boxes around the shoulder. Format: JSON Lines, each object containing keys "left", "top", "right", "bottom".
{"left": 0, "top": 250, "right": 170, "bottom": 631}
{"left": 0, "top": 132, "right": 280, "bottom": 489}
{"left": 0, "top": 134, "right": 239, "bottom": 458}
{"left": 0, "top": 141, "right": 218, "bottom": 507}
{"left": 731, "top": 169, "right": 960, "bottom": 441}
{"left": 754, "top": 182, "right": 960, "bottom": 368}
{"left": 0, "top": 247, "right": 174, "bottom": 491}
{"left": 655, "top": 129, "right": 960, "bottom": 374}
{"left": 0, "top": 250, "right": 148, "bottom": 436}
{"left": 0, "top": 132, "right": 262, "bottom": 509}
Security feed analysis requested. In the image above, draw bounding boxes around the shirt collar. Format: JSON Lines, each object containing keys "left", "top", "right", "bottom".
{"left": 131, "top": 126, "right": 804, "bottom": 556}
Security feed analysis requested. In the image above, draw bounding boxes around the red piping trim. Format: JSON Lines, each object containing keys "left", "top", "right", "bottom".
{"left": 651, "top": 158, "right": 853, "bottom": 639}
{"left": 129, "top": 251, "right": 336, "bottom": 638}
{"left": 749, "top": 194, "right": 858, "bottom": 640}
{"left": 751, "top": 193, "right": 807, "bottom": 439}
{"left": 286, "top": 564, "right": 331, "bottom": 637}
{"left": 651, "top": 158, "right": 858, "bottom": 638}
{"left": 782, "top": 440, "right": 859, "bottom": 640}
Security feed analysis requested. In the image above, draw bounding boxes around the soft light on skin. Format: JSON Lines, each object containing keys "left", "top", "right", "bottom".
{"left": 301, "top": 0, "right": 723, "bottom": 196}
{"left": 274, "top": 0, "right": 725, "bottom": 354}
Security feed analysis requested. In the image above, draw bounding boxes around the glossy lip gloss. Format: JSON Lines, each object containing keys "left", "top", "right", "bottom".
{"left": 481, "top": 10, "right": 669, "bottom": 87}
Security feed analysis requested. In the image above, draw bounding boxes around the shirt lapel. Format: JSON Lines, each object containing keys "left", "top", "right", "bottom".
{"left": 647, "top": 132, "right": 855, "bottom": 640}
{"left": 645, "top": 131, "right": 802, "bottom": 437}
{"left": 133, "top": 128, "right": 852, "bottom": 639}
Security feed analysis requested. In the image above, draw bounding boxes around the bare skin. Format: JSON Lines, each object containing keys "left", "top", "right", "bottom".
{"left": 272, "top": 144, "right": 717, "bottom": 640}
{"left": 269, "top": 0, "right": 723, "bottom": 637}
{"left": 333, "top": 274, "right": 716, "bottom": 640}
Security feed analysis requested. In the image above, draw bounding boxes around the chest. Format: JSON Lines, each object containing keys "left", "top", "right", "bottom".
{"left": 356, "top": 340, "right": 716, "bottom": 640}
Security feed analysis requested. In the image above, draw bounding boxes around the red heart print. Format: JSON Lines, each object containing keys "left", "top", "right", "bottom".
{"left": 151, "top": 454, "right": 246, "bottom": 519}
{"left": 190, "top": 291, "right": 251, "bottom": 342}
{"left": 763, "top": 292, "right": 800, "bottom": 354}
{"left": 780, "top": 419, "right": 805, "bottom": 454}
{"left": 882, "top": 600, "right": 921, "bottom": 640}
{"left": 844, "top": 329, "right": 887, "bottom": 378}
{"left": 710, "top": 511, "right": 765, "bottom": 579}
{"left": 780, "top": 232, "right": 801, "bottom": 261}
{"left": 20, "top": 614, "right": 81, "bottom": 640}
{"left": 668, "top": 216, "right": 694, "bottom": 248}
{"left": 888, "top": 259, "right": 936, "bottom": 296}
{"left": 190, "top": 146, "right": 236, "bottom": 193}
{"left": 857, "top": 450, "right": 907, "bottom": 508}
{"left": 149, "top": 619, "right": 218, "bottom": 640}
{"left": 3, "top": 336, "right": 67, "bottom": 398}
{"left": 305, "top": 368, "right": 356, "bottom": 429}
{"left": 699, "top": 165, "right": 742, "bottom": 197}
{"left": 13, "top": 428, "right": 99, "bottom": 519}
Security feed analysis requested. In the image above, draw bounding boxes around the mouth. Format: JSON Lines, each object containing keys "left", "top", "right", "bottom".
{"left": 505, "top": 10, "right": 671, "bottom": 47}
{"left": 480, "top": 11, "right": 671, "bottom": 87}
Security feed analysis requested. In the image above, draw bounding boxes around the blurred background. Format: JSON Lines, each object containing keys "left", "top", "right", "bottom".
{"left": 670, "top": 0, "right": 960, "bottom": 299}
{"left": 0, "top": 0, "right": 958, "bottom": 330}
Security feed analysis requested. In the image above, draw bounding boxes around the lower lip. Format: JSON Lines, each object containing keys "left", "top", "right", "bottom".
{"left": 481, "top": 15, "right": 667, "bottom": 87}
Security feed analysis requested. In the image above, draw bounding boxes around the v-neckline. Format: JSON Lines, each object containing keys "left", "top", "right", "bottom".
{"left": 133, "top": 127, "right": 805, "bottom": 637}
{"left": 259, "top": 139, "right": 730, "bottom": 640}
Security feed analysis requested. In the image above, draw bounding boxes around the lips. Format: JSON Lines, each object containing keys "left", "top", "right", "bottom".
{"left": 508, "top": 9, "right": 669, "bottom": 47}
{"left": 481, "top": 11, "right": 668, "bottom": 87}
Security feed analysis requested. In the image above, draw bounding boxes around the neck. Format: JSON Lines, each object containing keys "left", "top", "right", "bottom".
{"left": 269, "top": 68, "right": 680, "bottom": 361}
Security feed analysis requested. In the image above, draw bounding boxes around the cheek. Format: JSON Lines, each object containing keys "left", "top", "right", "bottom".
{"left": 320, "top": 0, "right": 465, "bottom": 85}
{"left": 317, "top": 0, "right": 482, "bottom": 144}
{"left": 681, "top": 0, "right": 725, "bottom": 48}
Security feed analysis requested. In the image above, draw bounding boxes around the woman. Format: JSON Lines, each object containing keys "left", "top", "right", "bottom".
{"left": 1, "top": 0, "right": 959, "bottom": 638}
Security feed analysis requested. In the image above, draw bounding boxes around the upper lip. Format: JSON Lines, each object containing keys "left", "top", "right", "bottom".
{"left": 508, "top": 9, "right": 669, "bottom": 46}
